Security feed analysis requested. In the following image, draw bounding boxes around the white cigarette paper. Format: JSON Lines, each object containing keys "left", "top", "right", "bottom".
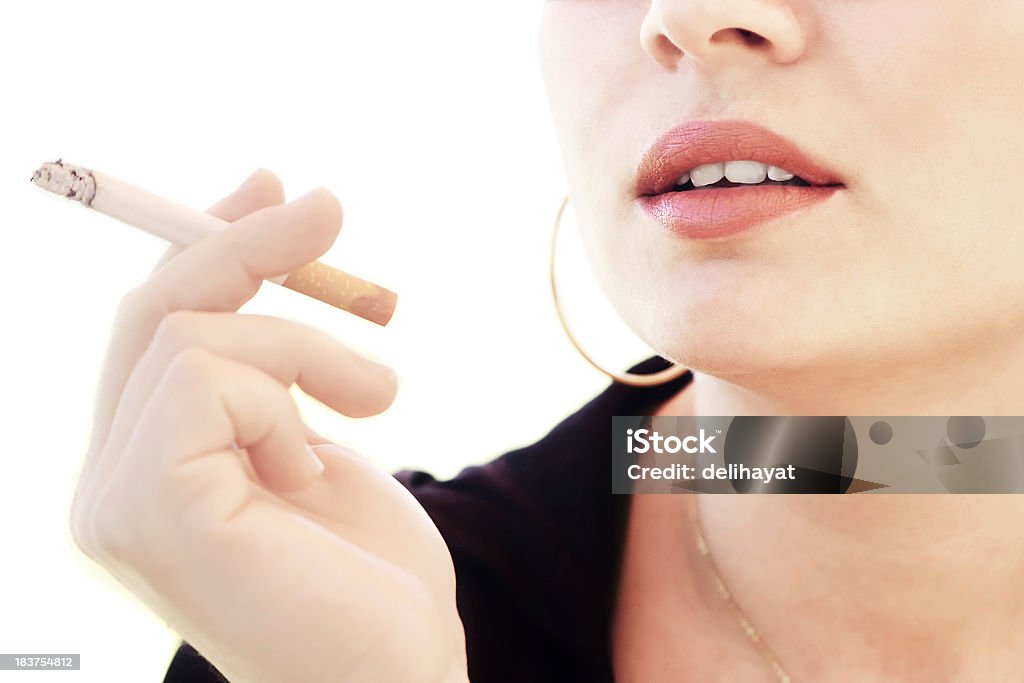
{"left": 31, "top": 160, "right": 397, "bottom": 326}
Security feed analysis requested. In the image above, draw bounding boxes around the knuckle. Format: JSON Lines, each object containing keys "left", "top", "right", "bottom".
{"left": 115, "top": 285, "right": 146, "bottom": 318}
{"left": 264, "top": 380, "right": 299, "bottom": 420}
{"left": 115, "top": 283, "right": 165, "bottom": 330}
{"left": 89, "top": 493, "right": 133, "bottom": 559}
{"left": 152, "top": 310, "right": 201, "bottom": 351}
{"left": 69, "top": 474, "right": 99, "bottom": 556}
{"left": 68, "top": 496, "right": 96, "bottom": 556}
{"left": 279, "top": 386, "right": 303, "bottom": 419}
{"left": 164, "top": 347, "right": 219, "bottom": 391}
{"left": 69, "top": 487, "right": 130, "bottom": 560}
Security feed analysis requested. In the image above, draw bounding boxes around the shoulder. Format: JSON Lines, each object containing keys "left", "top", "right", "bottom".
{"left": 390, "top": 357, "right": 692, "bottom": 681}
{"left": 392, "top": 355, "right": 691, "bottom": 565}
{"left": 163, "top": 642, "right": 227, "bottom": 682}
{"left": 390, "top": 368, "right": 633, "bottom": 572}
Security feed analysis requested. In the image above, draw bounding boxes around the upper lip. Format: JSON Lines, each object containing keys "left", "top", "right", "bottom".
{"left": 635, "top": 120, "right": 844, "bottom": 197}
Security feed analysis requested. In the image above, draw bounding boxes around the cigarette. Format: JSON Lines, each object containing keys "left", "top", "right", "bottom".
{"left": 30, "top": 160, "right": 397, "bottom": 326}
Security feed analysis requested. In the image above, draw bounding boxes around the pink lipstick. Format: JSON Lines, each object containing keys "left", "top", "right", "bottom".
{"left": 635, "top": 121, "right": 844, "bottom": 239}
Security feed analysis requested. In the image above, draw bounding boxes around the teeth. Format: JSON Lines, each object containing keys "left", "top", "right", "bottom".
{"left": 724, "top": 161, "right": 768, "bottom": 184}
{"left": 767, "top": 165, "right": 795, "bottom": 182}
{"left": 676, "top": 161, "right": 800, "bottom": 188}
{"left": 690, "top": 163, "right": 725, "bottom": 188}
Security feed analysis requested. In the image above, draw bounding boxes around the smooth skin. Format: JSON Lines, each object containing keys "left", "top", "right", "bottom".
{"left": 540, "top": 0, "right": 1024, "bottom": 416}
{"left": 539, "top": 2, "right": 1024, "bottom": 682}
{"left": 70, "top": 171, "right": 468, "bottom": 683}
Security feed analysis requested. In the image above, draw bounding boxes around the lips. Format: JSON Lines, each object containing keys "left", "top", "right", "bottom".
{"left": 634, "top": 120, "right": 844, "bottom": 239}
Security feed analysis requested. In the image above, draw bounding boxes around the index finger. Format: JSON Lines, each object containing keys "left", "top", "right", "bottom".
{"left": 86, "top": 171, "right": 314, "bottom": 460}
{"left": 149, "top": 169, "right": 286, "bottom": 274}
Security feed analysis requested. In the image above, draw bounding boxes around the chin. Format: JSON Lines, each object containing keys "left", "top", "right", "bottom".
{"left": 629, "top": 287, "right": 847, "bottom": 379}
{"left": 646, "top": 322, "right": 776, "bottom": 377}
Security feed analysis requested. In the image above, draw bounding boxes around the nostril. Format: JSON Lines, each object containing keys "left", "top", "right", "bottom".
{"left": 654, "top": 33, "right": 683, "bottom": 60}
{"left": 737, "top": 29, "right": 767, "bottom": 46}
{"left": 712, "top": 27, "right": 770, "bottom": 48}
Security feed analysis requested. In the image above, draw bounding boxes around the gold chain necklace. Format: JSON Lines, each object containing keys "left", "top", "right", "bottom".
{"left": 688, "top": 496, "right": 793, "bottom": 683}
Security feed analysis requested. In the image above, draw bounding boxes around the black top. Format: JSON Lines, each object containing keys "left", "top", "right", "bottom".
{"left": 163, "top": 356, "right": 692, "bottom": 682}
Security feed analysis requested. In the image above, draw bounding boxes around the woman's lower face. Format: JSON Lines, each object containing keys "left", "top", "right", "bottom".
{"left": 538, "top": 1, "right": 1024, "bottom": 390}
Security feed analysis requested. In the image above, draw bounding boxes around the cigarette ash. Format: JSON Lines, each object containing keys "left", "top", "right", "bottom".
{"left": 31, "top": 159, "right": 97, "bottom": 206}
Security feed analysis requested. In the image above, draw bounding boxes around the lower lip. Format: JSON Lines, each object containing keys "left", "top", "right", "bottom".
{"left": 638, "top": 185, "right": 841, "bottom": 239}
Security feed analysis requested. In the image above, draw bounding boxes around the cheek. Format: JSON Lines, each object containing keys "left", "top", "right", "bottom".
{"left": 834, "top": 3, "right": 1024, "bottom": 297}
{"left": 539, "top": 2, "right": 650, "bottom": 178}
{"left": 539, "top": 3, "right": 656, "bottom": 311}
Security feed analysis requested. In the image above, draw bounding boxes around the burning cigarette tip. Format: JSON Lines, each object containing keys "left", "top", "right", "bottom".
{"left": 31, "top": 159, "right": 97, "bottom": 206}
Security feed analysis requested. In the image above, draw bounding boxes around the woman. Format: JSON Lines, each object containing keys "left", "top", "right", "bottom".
{"left": 71, "top": 2, "right": 1024, "bottom": 681}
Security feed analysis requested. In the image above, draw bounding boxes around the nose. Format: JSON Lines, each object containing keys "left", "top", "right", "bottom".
{"left": 640, "top": 0, "right": 807, "bottom": 70}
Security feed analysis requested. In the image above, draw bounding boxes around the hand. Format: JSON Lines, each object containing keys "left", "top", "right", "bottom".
{"left": 69, "top": 170, "right": 469, "bottom": 683}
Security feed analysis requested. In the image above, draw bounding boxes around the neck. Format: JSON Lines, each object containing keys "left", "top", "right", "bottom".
{"left": 695, "top": 495, "right": 1024, "bottom": 677}
{"left": 650, "top": 334, "right": 1024, "bottom": 677}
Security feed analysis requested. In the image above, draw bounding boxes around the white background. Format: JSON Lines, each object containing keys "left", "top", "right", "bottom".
{"left": 0, "top": 2, "right": 661, "bottom": 680}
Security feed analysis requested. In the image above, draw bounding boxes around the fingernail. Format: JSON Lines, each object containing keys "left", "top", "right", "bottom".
{"left": 303, "top": 443, "right": 326, "bottom": 478}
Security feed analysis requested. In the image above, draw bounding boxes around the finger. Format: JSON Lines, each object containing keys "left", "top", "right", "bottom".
{"left": 96, "top": 311, "right": 396, "bottom": 486}
{"left": 81, "top": 347, "right": 316, "bottom": 558}
{"left": 87, "top": 169, "right": 286, "bottom": 458}
{"left": 150, "top": 169, "right": 286, "bottom": 274}
{"left": 143, "top": 187, "right": 342, "bottom": 311}
{"left": 75, "top": 172, "right": 289, "bottom": 528}
{"left": 276, "top": 443, "right": 458, "bottom": 599}
{"left": 205, "top": 169, "right": 287, "bottom": 222}
{"left": 94, "top": 430, "right": 434, "bottom": 683}
{"left": 140, "top": 312, "right": 396, "bottom": 417}
{"left": 86, "top": 188, "right": 342, "bottom": 460}
{"left": 137, "top": 347, "right": 324, "bottom": 498}
{"left": 302, "top": 423, "right": 335, "bottom": 446}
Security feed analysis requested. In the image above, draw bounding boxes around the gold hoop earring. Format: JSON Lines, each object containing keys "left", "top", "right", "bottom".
{"left": 549, "top": 196, "right": 690, "bottom": 388}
